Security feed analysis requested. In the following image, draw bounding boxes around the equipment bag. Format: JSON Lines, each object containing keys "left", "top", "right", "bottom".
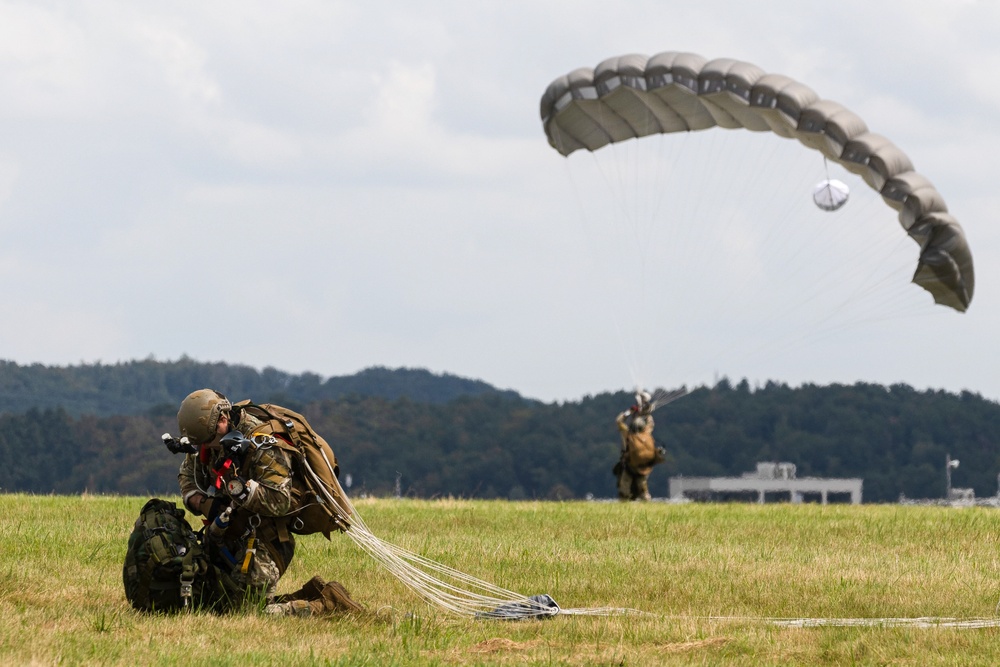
{"left": 236, "top": 402, "right": 352, "bottom": 539}
{"left": 123, "top": 498, "right": 218, "bottom": 613}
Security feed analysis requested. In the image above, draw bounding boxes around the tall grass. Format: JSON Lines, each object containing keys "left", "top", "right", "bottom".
{"left": 1, "top": 494, "right": 998, "bottom": 666}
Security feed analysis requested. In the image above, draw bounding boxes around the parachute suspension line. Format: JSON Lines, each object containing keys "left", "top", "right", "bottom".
{"left": 612, "top": 145, "right": 646, "bottom": 390}
{"left": 648, "top": 130, "right": 715, "bottom": 384}
{"left": 621, "top": 121, "right": 685, "bottom": 390}
{"left": 652, "top": 132, "right": 820, "bottom": 379}
{"left": 804, "top": 223, "right": 920, "bottom": 330}
{"left": 711, "top": 135, "right": 817, "bottom": 372}
{"left": 664, "top": 134, "right": 910, "bottom": 380}
{"left": 313, "top": 461, "right": 640, "bottom": 619}
{"left": 586, "top": 103, "right": 707, "bottom": 390}
{"left": 561, "top": 148, "right": 644, "bottom": 388}
{"left": 730, "top": 150, "right": 932, "bottom": 359}
{"left": 790, "top": 168, "right": 931, "bottom": 331}
{"left": 794, "top": 151, "right": 903, "bottom": 324}
{"left": 560, "top": 117, "right": 936, "bottom": 392}
{"left": 573, "top": 114, "right": 650, "bottom": 388}
{"left": 631, "top": 133, "right": 690, "bottom": 391}
{"left": 714, "top": 162, "right": 931, "bottom": 366}
{"left": 750, "top": 160, "right": 860, "bottom": 323}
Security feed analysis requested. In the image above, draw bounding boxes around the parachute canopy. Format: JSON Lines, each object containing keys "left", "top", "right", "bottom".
{"left": 540, "top": 51, "right": 974, "bottom": 312}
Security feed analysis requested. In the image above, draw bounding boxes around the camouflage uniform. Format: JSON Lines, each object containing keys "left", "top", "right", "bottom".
{"left": 175, "top": 391, "right": 363, "bottom": 617}
{"left": 179, "top": 409, "right": 297, "bottom": 610}
{"left": 615, "top": 411, "right": 663, "bottom": 501}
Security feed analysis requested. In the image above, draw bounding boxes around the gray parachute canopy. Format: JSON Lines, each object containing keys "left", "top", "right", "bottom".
{"left": 540, "top": 51, "right": 974, "bottom": 312}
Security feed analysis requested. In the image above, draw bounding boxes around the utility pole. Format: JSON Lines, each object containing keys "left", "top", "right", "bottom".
{"left": 946, "top": 454, "right": 960, "bottom": 500}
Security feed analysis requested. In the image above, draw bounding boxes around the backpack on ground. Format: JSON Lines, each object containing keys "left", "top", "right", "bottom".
{"left": 123, "top": 498, "right": 219, "bottom": 613}
{"left": 236, "top": 401, "right": 352, "bottom": 539}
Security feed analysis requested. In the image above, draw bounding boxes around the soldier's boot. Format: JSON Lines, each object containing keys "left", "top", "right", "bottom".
{"left": 320, "top": 580, "right": 364, "bottom": 613}
{"left": 266, "top": 581, "right": 363, "bottom": 616}
{"left": 274, "top": 575, "right": 327, "bottom": 603}
{"left": 617, "top": 471, "right": 633, "bottom": 502}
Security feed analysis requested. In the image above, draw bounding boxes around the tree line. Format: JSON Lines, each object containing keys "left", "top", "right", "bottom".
{"left": 0, "top": 357, "right": 516, "bottom": 416}
{"left": 0, "top": 360, "right": 996, "bottom": 502}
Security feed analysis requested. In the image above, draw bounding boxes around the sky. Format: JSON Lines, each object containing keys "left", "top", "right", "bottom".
{"left": 1, "top": 0, "right": 999, "bottom": 404}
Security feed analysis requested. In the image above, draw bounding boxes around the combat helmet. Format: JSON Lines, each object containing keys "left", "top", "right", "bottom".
{"left": 177, "top": 389, "right": 232, "bottom": 445}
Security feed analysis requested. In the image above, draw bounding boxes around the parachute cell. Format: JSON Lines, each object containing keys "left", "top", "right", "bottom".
{"left": 540, "top": 51, "right": 974, "bottom": 312}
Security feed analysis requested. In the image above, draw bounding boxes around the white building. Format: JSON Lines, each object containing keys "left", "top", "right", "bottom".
{"left": 668, "top": 462, "right": 863, "bottom": 504}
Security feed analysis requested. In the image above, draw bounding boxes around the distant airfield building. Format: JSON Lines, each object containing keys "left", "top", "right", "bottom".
{"left": 668, "top": 462, "right": 863, "bottom": 504}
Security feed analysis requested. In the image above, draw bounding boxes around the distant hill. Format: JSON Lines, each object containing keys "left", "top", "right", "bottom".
{"left": 1, "top": 360, "right": 998, "bottom": 503}
{"left": 0, "top": 357, "right": 523, "bottom": 416}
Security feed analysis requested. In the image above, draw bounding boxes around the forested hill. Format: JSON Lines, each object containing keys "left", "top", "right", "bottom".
{"left": 0, "top": 358, "right": 521, "bottom": 416}
{"left": 0, "top": 360, "right": 998, "bottom": 503}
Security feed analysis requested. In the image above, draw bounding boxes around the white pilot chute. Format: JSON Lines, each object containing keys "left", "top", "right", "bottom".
{"left": 812, "top": 178, "right": 850, "bottom": 211}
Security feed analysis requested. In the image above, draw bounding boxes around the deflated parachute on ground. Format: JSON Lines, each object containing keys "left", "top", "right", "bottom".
{"left": 540, "top": 51, "right": 974, "bottom": 312}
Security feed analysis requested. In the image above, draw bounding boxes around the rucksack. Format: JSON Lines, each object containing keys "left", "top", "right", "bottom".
{"left": 123, "top": 498, "right": 219, "bottom": 613}
{"left": 235, "top": 402, "right": 352, "bottom": 539}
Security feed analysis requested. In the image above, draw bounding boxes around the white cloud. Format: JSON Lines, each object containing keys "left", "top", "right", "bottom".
{"left": 0, "top": 158, "right": 20, "bottom": 208}
{"left": 374, "top": 61, "right": 438, "bottom": 138}
{"left": 131, "top": 20, "right": 221, "bottom": 106}
{"left": 0, "top": 1, "right": 996, "bottom": 403}
{"left": 0, "top": 3, "right": 93, "bottom": 118}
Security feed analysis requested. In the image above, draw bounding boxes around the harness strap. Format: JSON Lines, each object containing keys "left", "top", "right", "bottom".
{"left": 240, "top": 536, "right": 256, "bottom": 574}
{"left": 276, "top": 518, "right": 291, "bottom": 543}
{"left": 179, "top": 548, "right": 197, "bottom": 612}
{"left": 211, "top": 458, "right": 234, "bottom": 490}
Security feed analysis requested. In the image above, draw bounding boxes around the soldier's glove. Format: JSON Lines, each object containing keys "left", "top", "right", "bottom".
{"left": 162, "top": 433, "right": 197, "bottom": 455}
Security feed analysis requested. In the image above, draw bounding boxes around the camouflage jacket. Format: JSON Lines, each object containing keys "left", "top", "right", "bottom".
{"left": 178, "top": 410, "right": 295, "bottom": 519}
{"left": 616, "top": 413, "right": 659, "bottom": 476}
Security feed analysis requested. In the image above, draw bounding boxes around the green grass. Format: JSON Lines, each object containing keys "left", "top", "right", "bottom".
{"left": 2, "top": 494, "right": 999, "bottom": 666}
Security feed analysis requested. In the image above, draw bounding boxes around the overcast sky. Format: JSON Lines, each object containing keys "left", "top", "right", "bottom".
{"left": 1, "top": 1, "right": 998, "bottom": 403}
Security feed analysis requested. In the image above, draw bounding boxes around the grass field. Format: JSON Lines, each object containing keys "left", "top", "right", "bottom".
{"left": 2, "top": 494, "right": 999, "bottom": 666}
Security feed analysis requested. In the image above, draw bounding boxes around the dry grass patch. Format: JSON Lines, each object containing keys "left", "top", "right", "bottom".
{"left": 468, "top": 637, "right": 543, "bottom": 652}
{"left": 659, "top": 635, "right": 731, "bottom": 652}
